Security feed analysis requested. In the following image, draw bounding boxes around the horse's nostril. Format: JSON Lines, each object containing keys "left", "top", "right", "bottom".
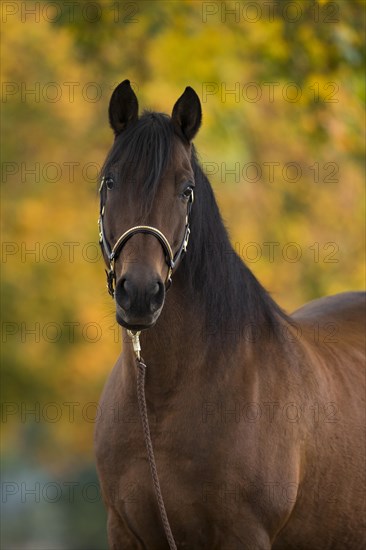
{"left": 119, "top": 277, "right": 132, "bottom": 311}
{"left": 151, "top": 282, "right": 160, "bottom": 297}
{"left": 149, "top": 281, "right": 164, "bottom": 313}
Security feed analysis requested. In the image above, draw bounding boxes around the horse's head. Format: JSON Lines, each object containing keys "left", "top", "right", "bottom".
{"left": 99, "top": 80, "right": 202, "bottom": 330}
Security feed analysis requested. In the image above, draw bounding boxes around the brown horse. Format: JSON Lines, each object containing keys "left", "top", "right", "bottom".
{"left": 95, "top": 80, "right": 365, "bottom": 549}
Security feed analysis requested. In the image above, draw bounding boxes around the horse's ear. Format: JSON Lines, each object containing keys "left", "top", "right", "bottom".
{"left": 172, "top": 87, "right": 202, "bottom": 143}
{"left": 109, "top": 79, "right": 139, "bottom": 136}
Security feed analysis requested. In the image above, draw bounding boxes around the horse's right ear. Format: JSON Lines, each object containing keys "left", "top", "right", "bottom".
{"left": 109, "top": 80, "right": 139, "bottom": 136}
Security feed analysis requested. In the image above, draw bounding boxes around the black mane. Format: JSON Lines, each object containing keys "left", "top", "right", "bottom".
{"left": 101, "top": 111, "right": 290, "bottom": 343}
{"left": 180, "top": 149, "right": 290, "bottom": 344}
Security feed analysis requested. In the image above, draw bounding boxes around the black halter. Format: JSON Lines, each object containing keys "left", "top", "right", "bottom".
{"left": 98, "top": 177, "right": 194, "bottom": 297}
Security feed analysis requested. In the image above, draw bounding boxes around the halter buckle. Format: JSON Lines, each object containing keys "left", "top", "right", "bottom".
{"left": 98, "top": 217, "right": 103, "bottom": 244}
{"left": 182, "top": 227, "right": 191, "bottom": 252}
{"left": 106, "top": 268, "right": 115, "bottom": 297}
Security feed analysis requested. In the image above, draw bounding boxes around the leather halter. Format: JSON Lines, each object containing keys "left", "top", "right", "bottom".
{"left": 98, "top": 176, "right": 193, "bottom": 297}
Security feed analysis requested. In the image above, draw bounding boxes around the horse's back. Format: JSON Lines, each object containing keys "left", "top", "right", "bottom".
{"left": 292, "top": 290, "right": 365, "bottom": 325}
{"left": 292, "top": 291, "right": 365, "bottom": 350}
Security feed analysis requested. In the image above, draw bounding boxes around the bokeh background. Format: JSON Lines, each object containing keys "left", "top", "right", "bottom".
{"left": 1, "top": 0, "right": 365, "bottom": 548}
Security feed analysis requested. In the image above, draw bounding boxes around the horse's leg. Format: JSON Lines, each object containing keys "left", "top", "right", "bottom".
{"left": 107, "top": 505, "right": 146, "bottom": 550}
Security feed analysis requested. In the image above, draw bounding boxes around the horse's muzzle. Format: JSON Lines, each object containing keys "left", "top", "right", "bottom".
{"left": 114, "top": 271, "right": 165, "bottom": 329}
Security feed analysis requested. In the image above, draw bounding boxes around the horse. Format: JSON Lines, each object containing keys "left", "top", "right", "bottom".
{"left": 94, "top": 80, "right": 365, "bottom": 549}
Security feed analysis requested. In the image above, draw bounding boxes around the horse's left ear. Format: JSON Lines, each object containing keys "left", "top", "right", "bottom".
{"left": 172, "top": 87, "right": 202, "bottom": 143}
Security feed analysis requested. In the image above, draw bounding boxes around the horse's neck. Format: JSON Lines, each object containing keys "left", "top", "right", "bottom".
{"left": 132, "top": 275, "right": 206, "bottom": 392}
{"left": 126, "top": 262, "right": 289, "bottom": 397}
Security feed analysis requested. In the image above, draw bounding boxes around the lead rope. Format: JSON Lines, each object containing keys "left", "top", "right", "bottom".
{"left": 127, "top": 330, "right": 177, "bottom": 550}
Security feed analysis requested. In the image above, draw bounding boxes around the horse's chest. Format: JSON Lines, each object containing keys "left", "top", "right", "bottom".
{"left": 97, "top": 390, "right": 240, "bottom": 542}
{"left": 96, "top": 368, "right": 302, "bottom": 547}
{"left": 105, "top": 400, "right": 222, "bottom": 498}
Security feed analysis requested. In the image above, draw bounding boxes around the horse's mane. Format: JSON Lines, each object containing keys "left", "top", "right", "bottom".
{"left": 182, "top": 149, "right": 290, "bottom": 343}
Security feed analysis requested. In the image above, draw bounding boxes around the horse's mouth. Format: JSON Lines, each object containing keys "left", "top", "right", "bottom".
{"left": 117, "top": 317, "right": 157, "bottom": 331}
{"left": 115, "top": 304, "right": 161, "bottom": 331}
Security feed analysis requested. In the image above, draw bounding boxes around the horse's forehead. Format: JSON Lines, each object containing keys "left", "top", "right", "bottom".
{"left": 105, "top": 132, "right": 192, "bottom": 197}
{"left": 171, "top": 138, "right": 192, "bottom": 171}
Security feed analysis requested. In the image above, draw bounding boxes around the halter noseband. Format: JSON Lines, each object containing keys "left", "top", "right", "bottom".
{"left": 98, "top": 177, "right": 193, "bottom": 297}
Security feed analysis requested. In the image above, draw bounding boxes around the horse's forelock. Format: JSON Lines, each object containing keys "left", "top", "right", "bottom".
{"left": 101, "top": 111, "right": 175, "bottom": 218}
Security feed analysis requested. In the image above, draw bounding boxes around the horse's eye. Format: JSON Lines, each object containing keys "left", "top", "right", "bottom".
{"left": 182, "top": 186, "right": 194, "bottom": 200}
{"left": 106, "top": 177, "right": 114, "bottom": 190}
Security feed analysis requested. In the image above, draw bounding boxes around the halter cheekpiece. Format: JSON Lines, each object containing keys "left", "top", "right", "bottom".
{"left": 98, "top": 176, "right": 194, "bottom": 297}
